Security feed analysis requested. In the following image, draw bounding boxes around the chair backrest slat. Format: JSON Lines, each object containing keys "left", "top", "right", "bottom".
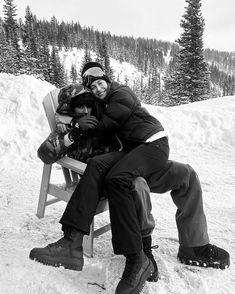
{"left": 42, "top": 88, "right": 60, "bottom": 132}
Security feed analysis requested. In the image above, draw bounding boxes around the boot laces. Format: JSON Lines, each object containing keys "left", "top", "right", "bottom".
{"left": 48, "top": 232, "right": 73, "bottom": 249}
{"left": 194, "top": 244, "right": 218, "bottom": 259}
{"left": 144, "top": 244, "right": 159, "bottom": 257}
{"left": 207, "top": 244, "right": 218, "bottom": 259}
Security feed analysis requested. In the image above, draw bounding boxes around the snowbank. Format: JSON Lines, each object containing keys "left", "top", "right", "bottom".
{"left": 145, "top": 96, "right": 235, "bottom": 151}
{"left": 0, "top": 74, "right": 55, "bottom": 167}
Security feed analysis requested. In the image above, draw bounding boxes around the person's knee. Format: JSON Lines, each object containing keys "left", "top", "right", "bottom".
{"left": 186, "top": 164, "right": 197, "bottom": 177}
{"left": 132, "top": 177, "right": 150, "bottom": 194}
{"left": 171, "top": 161, "right": 197, "bottom": 183}
{"left": 180, "top": 163, "right": 199, "bottom": 184}
{"left": 105, "top": 172, "right": 132, "bottom": 196}
{"left": 105, "top": 173, "right": 120, "bottom": 190}
{"left": 86, "top": 156, "right": 105, "bottom": 171}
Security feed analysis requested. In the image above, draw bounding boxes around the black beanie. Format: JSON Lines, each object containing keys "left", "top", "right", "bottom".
{"left": 81, "top": 62, "right": 104, "bottom": 76}
{"left": 70, "top": 92, "right": 95, "bottom": 110}
{"left": 81, "top": 61, "right": 111, "bottom": 88}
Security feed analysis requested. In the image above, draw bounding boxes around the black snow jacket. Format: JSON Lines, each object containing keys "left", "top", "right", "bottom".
{"left": 96, "top": 82, "right": 164, "bottom": 144}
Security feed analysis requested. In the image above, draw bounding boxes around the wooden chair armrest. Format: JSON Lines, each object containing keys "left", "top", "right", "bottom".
{"left": 56, "top": 157, "right": 87, "bottom": 175}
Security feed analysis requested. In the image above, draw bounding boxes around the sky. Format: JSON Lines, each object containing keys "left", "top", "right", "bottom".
{"left": 0, "top": 73, "right": 235, "bottom": 293}
{"left": 0, "top": 0, "right": 234, "bottom": 52}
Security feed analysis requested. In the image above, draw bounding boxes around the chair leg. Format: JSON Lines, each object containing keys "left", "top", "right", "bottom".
{"left": 83, "top": 221, "right": 95, "bottom": 257}
{"left": 62, "top": 167, "right": 72, "bottom": 187}
{"left": 36, "top": 164, "right": 52, "bottom": 218}
{"left": 71, "top": 170, "right": 79, "bottom": 183}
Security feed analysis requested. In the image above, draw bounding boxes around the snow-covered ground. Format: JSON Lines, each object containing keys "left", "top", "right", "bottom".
{"left": 0, "top": 73, "right": 234, "bottom": 293}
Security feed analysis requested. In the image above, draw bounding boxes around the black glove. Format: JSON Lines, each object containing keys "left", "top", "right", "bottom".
{"left": 68, "top": 127, "right": 82, "bottom": 142}
{"left": 72, "top": 115, "right": 99, "bottom": 131}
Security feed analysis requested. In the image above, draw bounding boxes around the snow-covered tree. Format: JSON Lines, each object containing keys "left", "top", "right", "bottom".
{"left": 164, "top": 0, "right": 211, "bottom": 105}
{"left": 79, "top": 42, "right": 92, "bottom": 76}
{"left": 22, "top": 6, "right": 38, "bottom": 59}
{"left": 96, "top": 34, "right": 114, "bottom": 79}
{"left": 3, "top": 0, "right": 20, "bottom": 52}
{"left": 2, "top": 0, "right": 23, "bottom": 72}
{"left": 70, "top": 64, "right": 78, "bottom": 83}
{"left": 37, "top": 37, "right": 51, "bottom": 81}
{"left": 50, "top": 46, "right": 67, "bottom": 87}
{"left": 0, "top": 21, "right": 19, "bottom": 74}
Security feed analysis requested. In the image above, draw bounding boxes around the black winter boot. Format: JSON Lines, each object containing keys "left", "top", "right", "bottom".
{"left": 178, "top": 244, "right": 230, "bottom": 269}
{"left": 115, "top": 250, "right": 154, "bottom": 294}
{"left": 29, "top": 227, "right": 84, "bottom": 271}
{"left": 143, "top": 236, "right": 159, "bottom": 282}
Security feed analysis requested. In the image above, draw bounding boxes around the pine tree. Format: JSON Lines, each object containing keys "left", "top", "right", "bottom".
{"left": 3, "top": 0, "right": 22, "bottom": 72}
{"left": 58, "top": 21, "right": 69, "bottom": 49}
{"left": 50, "top": 16, "right": 59, "bottom": 45}
{"left": 16, "top": 6, "right": 43, "bottom": 76}
{"left": 37, "top": 37, "right": 51, "bottom": 81}
{"left": 3, "top": 0, "right": 20, "bottom": 51}
{"left": 80, "top": 41, "right": 92, "bottom": 76}
{"left": 70, "top": 64, "right": 78, "bottom": 83}
{"left": 57, "top": 62, "right": 67, "bottom": 87}
{"left": 148, "top": 70, "right": 161, "bottom": 104}
{"left": 0, "top": 20, "right": 7, "bottom": 72}
{"left": 96, "top": 34, "right": 114, "bottom": 79}
{"left": 19, "top": 46, "right": 38, "bottom": 75}
{"left": 22, "top": 6, "right": 38, "bottom": 59}
{"left": 164, "top": 0, "right": 211, "bottom": 105}
{"left": 50, "top": 46, "right": 66, "bottom": 87}
{"left": 0, "top": 20, "right": 19, "bottom": 74}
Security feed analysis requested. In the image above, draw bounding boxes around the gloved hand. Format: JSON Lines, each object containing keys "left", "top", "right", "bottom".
{"left": 71, "top": 115, "right": 99, "bottom": 131}
{"left": 68, "top": 127, "right": 82, "bottom": 142}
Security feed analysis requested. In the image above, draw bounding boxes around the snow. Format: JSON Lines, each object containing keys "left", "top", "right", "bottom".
{"left": 0, "top": 73, "right": 234, "bottom": 293}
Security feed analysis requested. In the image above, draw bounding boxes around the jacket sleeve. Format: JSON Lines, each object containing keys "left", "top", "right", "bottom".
{"left": 97, "top": 88, "right": 136, "bottom": 132}
{"left": 37, "top": 131, "right": 70, "bottom": 164}
{"left": 55, "top": 113, "right": 72, "bottom": 133}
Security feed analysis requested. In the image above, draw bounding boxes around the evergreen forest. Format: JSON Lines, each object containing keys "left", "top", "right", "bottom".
{"left": 0, "top": 0, "right": 234, "bottom": 106}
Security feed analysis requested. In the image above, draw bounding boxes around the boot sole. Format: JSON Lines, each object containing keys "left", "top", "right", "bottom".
{"left": 178, "top": 256, "right": 230, "bottom": 270}
{"left": 29, "top": 251, "right": 83, "bottom": 271}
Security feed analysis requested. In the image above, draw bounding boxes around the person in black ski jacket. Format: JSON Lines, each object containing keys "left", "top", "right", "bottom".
{"left": 80, "top": 62, "right": 229, "bottom": 293}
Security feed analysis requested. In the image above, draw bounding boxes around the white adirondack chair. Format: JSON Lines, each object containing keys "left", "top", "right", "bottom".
{"left": 36, "top": 88, "right": 110, "bottom": 257}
